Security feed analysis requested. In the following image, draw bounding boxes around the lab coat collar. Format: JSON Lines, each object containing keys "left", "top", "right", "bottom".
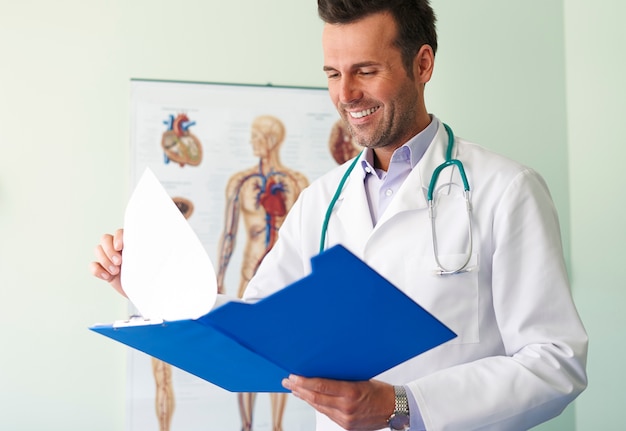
{"left": 334, "top": 120, "right": 451, "bottom": 238}
{"left": 375, "top": 122, "right": 451, "bottom": 226}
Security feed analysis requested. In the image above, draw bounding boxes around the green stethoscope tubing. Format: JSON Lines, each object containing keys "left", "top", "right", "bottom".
{"left": 427, "top": 123, "right": 470, "bottom": 200}
{"left": 319, "top": 151, "right": 362, "bottom": 253}
{"left": 319, "top": 123, "right": 474, "bottom": 276}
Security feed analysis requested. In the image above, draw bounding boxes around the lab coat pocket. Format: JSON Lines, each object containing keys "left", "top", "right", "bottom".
{"left": 404, "top": 253, "right": 480, "bottom": 345}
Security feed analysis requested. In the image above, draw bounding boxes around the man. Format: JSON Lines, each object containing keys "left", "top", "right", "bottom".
{"left": 91, "top": 1, "right": 588, "bottom": 430}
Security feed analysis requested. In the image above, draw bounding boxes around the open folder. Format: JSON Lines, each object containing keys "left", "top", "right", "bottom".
{"left": 90, "top": 169, "right": 456, "bottom": 393}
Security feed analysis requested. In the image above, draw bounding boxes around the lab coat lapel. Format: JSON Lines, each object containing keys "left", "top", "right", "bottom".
{"left": 375, "top": 124, "right": 449, "bottom": 228}
{"left": 334, "top": 164, "right": 374, "bottom": 252}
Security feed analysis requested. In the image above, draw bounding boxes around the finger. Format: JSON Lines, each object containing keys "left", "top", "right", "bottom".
{"left": 285, "top": 381, "right": 350, "bottom": 428}
{"left": 283, "top": 376, "right": 345, "bottom": 410}
{"left": 100, "top": 233, "right": 122, "bottom": 266}
{"left": 94, "top": 242, "right": 120, "bottom": 276}
{"left": 113, "top": 228, "right": 124, "bottom": 252}
{"left": 89, "top": 260, "right": 113, "bottom": 281}
{"left": 286, "top": 375, "right": 344, "bottom": 396}
{"left": 89, "top": 260, "right": 127, "bottom": 297}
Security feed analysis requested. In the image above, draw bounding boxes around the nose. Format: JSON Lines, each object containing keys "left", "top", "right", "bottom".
{"left": 336, "top": 75, "right": 362, "bottom": 105}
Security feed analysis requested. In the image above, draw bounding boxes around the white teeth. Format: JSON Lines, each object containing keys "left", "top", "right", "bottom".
{"left": 349, "top": 107, "right": 379, "bottom": 119}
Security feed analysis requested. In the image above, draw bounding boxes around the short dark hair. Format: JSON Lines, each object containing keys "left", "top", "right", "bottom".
{"left": 318, "top": 0, "right": 437, "bottom": 76}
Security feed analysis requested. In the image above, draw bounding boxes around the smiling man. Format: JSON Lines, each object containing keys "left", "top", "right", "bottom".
{"left": 322, "top": 11, "right": 432, "bottom": 171}
{"left": 92, "top": 1, "right": 588, "bottom": 430}
{"left": 272, "top": 1, "right": 588, "bottom": 430}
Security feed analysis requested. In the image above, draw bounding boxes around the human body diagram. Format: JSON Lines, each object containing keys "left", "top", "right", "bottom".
{"left": 151, "top": 114, "right": 201, "bottom": 431}
{"left": 328, "top": 119, "right": 360, "bottom": 165}
{"left": 217, "top": 115, "right": 309, "bottom": 431}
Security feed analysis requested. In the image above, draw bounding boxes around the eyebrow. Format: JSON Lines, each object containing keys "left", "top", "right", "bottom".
{"left": 323, "top": 61, "right": 381, "bottom": 72}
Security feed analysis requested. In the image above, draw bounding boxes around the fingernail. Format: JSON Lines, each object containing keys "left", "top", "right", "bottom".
{"left": 101, "top": 272, "right": 110, "bottom": 280}
{"left": 109, "top": 265, "right": 118, "bottom": 274}
{"left": 111, "top": 255, "right": 121, "bottom": 265}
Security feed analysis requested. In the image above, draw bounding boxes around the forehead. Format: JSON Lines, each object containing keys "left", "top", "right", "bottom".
{"left": 322, "top": 12, "right": 400, "bottom": 66}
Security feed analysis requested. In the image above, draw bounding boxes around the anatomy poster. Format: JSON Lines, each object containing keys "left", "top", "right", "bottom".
{"left": 127, "top": 79, "right": 356, "bottom": 431}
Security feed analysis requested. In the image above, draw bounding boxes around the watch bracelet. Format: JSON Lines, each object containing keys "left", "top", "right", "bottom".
{"left": 394, "top": 385, "right": 409, "bottom": 414}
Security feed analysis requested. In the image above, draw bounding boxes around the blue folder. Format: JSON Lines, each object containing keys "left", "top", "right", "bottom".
{"left": 90, "top": 244, "right": 456, "bottom": 392}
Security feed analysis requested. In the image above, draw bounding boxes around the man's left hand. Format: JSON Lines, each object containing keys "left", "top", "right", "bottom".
{"left": 282, "top": 375, "right": 395, "bottom": 430}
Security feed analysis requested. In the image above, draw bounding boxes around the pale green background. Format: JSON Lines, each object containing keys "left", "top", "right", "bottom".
{"left": 0, "top": 0, "right": 623, "bottom": 430}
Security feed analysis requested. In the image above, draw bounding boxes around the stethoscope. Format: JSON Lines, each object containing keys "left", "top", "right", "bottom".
{"left": 320, "top": 123, "right": 474, "bottom": 276}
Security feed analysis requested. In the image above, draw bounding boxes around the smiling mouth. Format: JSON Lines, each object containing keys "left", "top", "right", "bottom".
{"left": 349, "top": 106, "right": 380, "bottom": 119}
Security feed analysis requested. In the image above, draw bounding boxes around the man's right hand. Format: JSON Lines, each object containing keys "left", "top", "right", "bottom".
{"left": 89, "top": 228, "right": 126, "bottom": 297}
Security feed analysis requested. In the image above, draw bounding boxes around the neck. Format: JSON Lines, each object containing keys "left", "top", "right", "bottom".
{"left": 373, "top": 113, "right": 431, "bottom": 171}
{"left": 258, "top": 152, "right": 282, "bottom": 174}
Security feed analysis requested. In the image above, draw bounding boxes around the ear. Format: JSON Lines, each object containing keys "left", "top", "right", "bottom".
{"left": 413, "top": 44, "right": 435, "bottom": 84}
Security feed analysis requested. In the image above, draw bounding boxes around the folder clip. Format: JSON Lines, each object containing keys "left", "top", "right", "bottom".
{"left": 113, "top": 315, "right": 164, "bottom": 328}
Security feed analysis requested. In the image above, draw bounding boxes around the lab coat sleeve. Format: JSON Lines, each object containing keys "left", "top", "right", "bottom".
{"left": 408, "top": 169, "right": 588, "bottom": 431}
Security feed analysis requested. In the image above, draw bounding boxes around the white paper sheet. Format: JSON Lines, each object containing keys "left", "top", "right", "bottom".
{"left": 121, "top": 168, "right": 217, "bottom": 320}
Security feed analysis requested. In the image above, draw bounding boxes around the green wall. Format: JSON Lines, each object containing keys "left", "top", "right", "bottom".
{"left": 564, "top": 1, "right": 626, "bottom": 429}
{"left": 0, "top": 0, "right": 622, "bottom": 429}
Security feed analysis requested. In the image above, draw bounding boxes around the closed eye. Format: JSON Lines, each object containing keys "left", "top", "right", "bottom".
{"left": 358, "top": 69, "right": 376, "bottom": 76}
{"left": 323, "top": 66, "right": 340, "bottom": 79}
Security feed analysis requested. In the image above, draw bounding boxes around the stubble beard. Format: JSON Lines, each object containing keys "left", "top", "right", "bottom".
{"left": 344, "top": 103, "right": 418, "bottom": 151}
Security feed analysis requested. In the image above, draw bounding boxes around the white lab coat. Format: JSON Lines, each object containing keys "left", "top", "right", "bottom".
{"left": 243, "top": 122, "right": 588, "bottom": 431}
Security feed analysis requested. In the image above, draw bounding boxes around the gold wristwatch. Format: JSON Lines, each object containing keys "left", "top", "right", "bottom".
{"left": 388, "top": 385, "right": 410, "bottom": 430}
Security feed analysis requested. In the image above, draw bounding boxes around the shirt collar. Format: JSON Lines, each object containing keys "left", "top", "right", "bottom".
{"left": 360, "top": 115, "right": 440, "bottom": 174}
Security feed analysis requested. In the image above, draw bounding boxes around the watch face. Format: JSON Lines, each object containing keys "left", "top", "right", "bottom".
{"left": 389, "top": 413, "right": 410, "bottom": 430}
